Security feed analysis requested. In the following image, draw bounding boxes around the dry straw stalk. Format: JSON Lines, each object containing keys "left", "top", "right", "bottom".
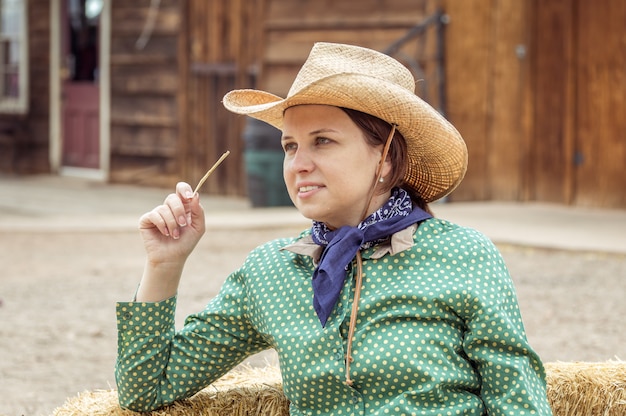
{"left": 53, "top": 361, "right": 626, "bottom": 416}
{"left": 193, "top": 151, "right": 231, "bottom": 194}
{"left": 546, "top": 360, "right": 626, "bottom": 416}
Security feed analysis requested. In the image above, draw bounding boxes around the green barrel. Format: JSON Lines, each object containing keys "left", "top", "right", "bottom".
{"left": 243, "top": 118, "right": 292, "bottom": 207}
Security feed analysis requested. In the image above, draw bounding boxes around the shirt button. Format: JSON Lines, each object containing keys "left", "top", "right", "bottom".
{"left": 123, "top": 312, "right": 132, "bottom": 320}
{"left": 351, "top": 395, "right": 360, "bottom": 405}
{"left": 334, "top": 351, "right": 343, "bottom": 361}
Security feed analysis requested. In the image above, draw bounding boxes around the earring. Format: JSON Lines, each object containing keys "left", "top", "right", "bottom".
{"left": 379, "top": 177, "right": 384, "bottom": 183}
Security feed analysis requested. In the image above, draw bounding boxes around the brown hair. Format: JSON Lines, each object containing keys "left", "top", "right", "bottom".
{"left": 340, "top": 107, "right": 432, "bottom": 214}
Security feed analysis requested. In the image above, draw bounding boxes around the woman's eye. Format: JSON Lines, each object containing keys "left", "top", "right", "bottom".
{"left": 316, "top": 137, "right": 332, "bottom": 145}
{"left": 282, "top": 142, "right": 297, "bottom": 152}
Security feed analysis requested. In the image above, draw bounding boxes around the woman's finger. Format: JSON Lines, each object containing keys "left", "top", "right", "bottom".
{"left": 139, "top": 198, "right": 183, "bottom": 238}
{"left": 164, "top": 192, "right": 189, "bottom": 228}
{"left": 139, "top": 208, "right": 170, "bottom": 236}
{"left": 176, "top": 182, "right": 195, "bottom": 201}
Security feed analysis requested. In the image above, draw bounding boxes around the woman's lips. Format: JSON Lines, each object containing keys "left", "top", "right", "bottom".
{"left": 298, "top": 185, "right": 321, "bottom": 193}
{"left": 297, "top": 184, "right": 324, "bottom": 197}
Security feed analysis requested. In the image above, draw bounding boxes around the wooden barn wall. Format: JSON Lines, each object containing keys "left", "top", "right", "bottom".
{"left": 260, "top": 0, "right": 444, "bottom": 109}
{"left": 181, "top": 0, "right": 264, "bottom": 196}
{"left": 0, "top": 0, "right": 50, "bottom": 174}
{"left": 107, "top": 0, "right": 625, "bottom": 207}
{"left": 25, "top": 0, "right": 51, "bottom": 173}
{"left": 528, "top": 0, "right": 575, "bottom": 205}
{"left": 530, "top": 0, "right": 626, "bottom": 208}
{"left": 445, "top": 0, "right": 626, "bottom": 208}
{"left": 109, "top": 0, "right": 262, "bottom": 195}
{"left": 444, "top": 0, "right": 531, "bottom": 201}
{"left": 571, "top": 0, "right": 626, "bottom": 208}
{"left": 109, "top": 0, "right": 182, "bottom": 187}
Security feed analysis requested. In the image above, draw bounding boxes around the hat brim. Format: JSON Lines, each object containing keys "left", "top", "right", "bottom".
{"left": 223, "top": 73, "right": 467, "bottom": 202}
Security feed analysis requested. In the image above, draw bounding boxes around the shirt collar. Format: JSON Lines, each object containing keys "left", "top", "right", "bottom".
{"left": 281, "top": 223, "right": 418, "bottom": 265}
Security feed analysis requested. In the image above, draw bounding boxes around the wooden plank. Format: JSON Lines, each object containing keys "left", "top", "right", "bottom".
{"left": 110, "top": 35, "right": 178, "bottom": 59}
{"left": 574, "top": 0, "right": 626, "bottom": 208}
{"left": 111, "top": 4, "right": 180, "bottom": 35}
{"left": 266, "top": 0, "right": 429, "bottom": 28}
{"left": 265, "top": 19, "right": 428, "bottom": 31}
{"left": 264, "top": 28, "right": 423, "bottom": 63}
{"left": 109, "top": 157, "right": 178, "bottom": 189}
{"left": 485, "top": 0, "right": 531, "bottom": 200}
{"left": 110, "top": 125, "right": 177, "bottom": 157}
{"left": 261, "top": 65, "right": 301, "bottom": 97}
{"left": 261, "top": 26, "right": 426, "bottom": 95}
{"left": 111, "top": 66, "right": 178, "bottom": 94}
{"left": 208, "top": 1, "right": 222, "bottom": 62}
{"left": 110, "top": 95, "right": 178, "bottom": 128}
{"left": 529, "top": 0, "right": 575, "bottom": 204}
{"left": 441, "top": 0, "right": 492, "bottom": 201}
{"left": 248, "top": 0, "right": 267, "bottom": 77}
{"left": 12, "top": 0, "right": 50, "bottom": 174}
{"left": 177, "top": 0, "right": 190, "bottom": 192}
{"left": 228, "top": 0, "right": 242, "bottom": 64}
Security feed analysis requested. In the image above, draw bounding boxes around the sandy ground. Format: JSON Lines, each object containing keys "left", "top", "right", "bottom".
{"left": 1, "top": 226, "right": 625, "bottom": 416}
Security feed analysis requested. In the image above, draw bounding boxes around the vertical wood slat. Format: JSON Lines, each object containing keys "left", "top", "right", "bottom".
{"left": 519, "top": 1, "right": 537, "bottom": 202}
{"left": 177, "top": 0, "right": 190, "bottom": 187}
{"left": 574, "top": 0, "right": 626, "bottom": 207}
{"left": 530, "top": 0, "right": 575, "bottom": 204}
{"left": 442, "top": 0, "right": 492, "bottom": 201}
{"left": 486, "top": 0, "right": 531, "bottom": 200}
{"left": 227, "top": 0, "right": 244, "bottom": 194}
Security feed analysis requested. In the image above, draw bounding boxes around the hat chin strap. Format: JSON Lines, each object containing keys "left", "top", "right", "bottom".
{"left": 345, "top": 123, "right": 397, "bottom": 386}
{"left": 360, "top": 123, "right": 397, "bottom": 221}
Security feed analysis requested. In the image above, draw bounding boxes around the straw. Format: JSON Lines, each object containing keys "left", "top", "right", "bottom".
{"left": 193, "top": 151, "right": 230, "bottom": 194}
{"left": 52, "top": 366, "right": 286, "bottom": 416}
{"left": 546, "top": 360, "right": 626, "bottom": 416}
{"left": 52, "top": 361, "right": 626, "bottom": 415}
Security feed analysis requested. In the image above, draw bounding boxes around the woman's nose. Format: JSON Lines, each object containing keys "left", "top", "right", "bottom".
{"left": 287, "top": 147, "right": 314, "bottom": 173}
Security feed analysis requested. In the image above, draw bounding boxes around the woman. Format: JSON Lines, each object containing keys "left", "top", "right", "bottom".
{"left": 116, "top": 42, "right": 552, "bottom": 415}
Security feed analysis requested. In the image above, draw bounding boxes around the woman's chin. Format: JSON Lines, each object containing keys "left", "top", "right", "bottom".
{"left": 294, "top": 203, "right": 326, "bottom": 224}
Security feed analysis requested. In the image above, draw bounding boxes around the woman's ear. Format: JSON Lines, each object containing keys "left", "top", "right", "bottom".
{"left": 380, "top": 153, "right": 393, "bottom": 179}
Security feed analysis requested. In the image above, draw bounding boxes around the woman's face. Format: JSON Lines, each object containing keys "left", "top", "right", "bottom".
{"left": 282, "top": 105, "right": 391, "bottom": 228}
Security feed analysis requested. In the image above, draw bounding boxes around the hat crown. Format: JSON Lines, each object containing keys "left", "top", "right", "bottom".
{"left": 287, "top": 43, "right": 416, "bottom": 97}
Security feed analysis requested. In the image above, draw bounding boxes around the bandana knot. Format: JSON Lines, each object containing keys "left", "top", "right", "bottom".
{"left": 310, "top": 188, "right": 432, "bottom": 326}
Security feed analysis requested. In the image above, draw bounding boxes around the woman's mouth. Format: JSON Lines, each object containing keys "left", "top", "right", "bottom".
{"left": 298, "top": 185, "right": 321, "bottom": 193}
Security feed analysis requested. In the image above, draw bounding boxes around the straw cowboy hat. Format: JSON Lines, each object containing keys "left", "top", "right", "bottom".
{"left": 223, "top": 42, "right": 468, "bottom": 202}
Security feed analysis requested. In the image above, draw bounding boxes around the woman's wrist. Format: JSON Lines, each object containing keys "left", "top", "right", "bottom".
{"left": 134, "top": 259, "right": 185, "bottom": 302}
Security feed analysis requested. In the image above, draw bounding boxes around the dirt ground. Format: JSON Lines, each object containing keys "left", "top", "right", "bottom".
{"left": 1, "top": 226, "right": 625, "bottom": 416}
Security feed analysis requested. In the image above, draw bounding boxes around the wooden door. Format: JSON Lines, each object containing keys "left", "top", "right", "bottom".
{"left": 531, "top": 0, "right": 626, "bottom": 208}
{"left": 61, "top": 0, "right": 101, "bottom": 169}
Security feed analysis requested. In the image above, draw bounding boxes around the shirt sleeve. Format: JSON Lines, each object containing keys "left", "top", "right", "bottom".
{"left": 458, "top": 231, "right": 553, "bottom": 416}
{"left": 115, "top": 267, "right": 271, "bottom": 412}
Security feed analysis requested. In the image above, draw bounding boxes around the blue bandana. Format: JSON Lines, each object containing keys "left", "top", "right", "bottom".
{"left": 310, "top": 188, "right": 432, "bottom": 327}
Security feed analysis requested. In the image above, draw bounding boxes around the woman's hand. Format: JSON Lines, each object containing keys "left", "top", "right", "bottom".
{"left": 135, "top": 182, "right": 206, "bottom": 302}
{"left": 139, "top": 182, "right": 206, "bottom": 265}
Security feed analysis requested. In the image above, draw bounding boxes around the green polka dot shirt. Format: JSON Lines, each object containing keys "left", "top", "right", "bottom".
{"left": 116, "top": 218, "right": 552, "bottom": 415}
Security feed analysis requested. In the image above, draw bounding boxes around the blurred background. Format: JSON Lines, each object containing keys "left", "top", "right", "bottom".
{"left": 0, "top": 0, "right": 624, "bottom": 209}
{"left": 1, "top": 1, "right": 625, "bottom": 415}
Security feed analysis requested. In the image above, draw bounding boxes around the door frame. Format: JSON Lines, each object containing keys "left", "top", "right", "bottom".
{"left": 49, "top": 0, "right": 111, "bottom": 180}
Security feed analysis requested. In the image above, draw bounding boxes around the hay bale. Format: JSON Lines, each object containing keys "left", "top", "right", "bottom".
{"left": 53, "top": 361, "right": 626, "bottom": 416}
{"left": 52, "top": 366, "right": 288, "bottom": 416}
{"left": 546, "top": 360, "right": 626, "bottom": 416}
